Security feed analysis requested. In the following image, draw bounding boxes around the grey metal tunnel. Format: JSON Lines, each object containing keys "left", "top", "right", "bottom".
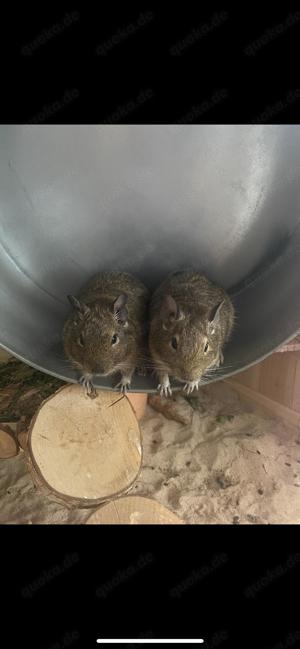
{"left": 1, "top": 125, "right": 300, "bottom": 391}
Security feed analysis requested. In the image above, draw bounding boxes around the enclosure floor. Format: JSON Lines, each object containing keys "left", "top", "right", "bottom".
{"left": 1, "top": 381, "right": 300, "bottom": 524}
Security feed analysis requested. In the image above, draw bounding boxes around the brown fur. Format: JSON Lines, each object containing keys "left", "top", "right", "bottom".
{"left": 63, "top": 271, "right": 149, "bottom": 391}
{"left": 149, "top": 270, "right": 235, "bottom": 394}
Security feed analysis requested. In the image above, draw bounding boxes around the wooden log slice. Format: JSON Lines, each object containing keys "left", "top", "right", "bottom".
{"left": 27, "top": 385, "right": 142, "bottom": 507}
{"left": 85, "top": 495, "right": 184, "bottom": 524}
{"left": 0, "top": 423, "right": 19, "bottom": 459}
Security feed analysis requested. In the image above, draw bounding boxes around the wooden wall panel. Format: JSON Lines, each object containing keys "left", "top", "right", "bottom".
{"left": 259, "top": 353, "right": 297, "bottom": 408}
{"left": 229, "top": 348, "right": 300, "bottom": 429}
{"left": 232, "top": 363, "right": 261, "bottom": 390}
{"left": 292, "top": 353, "right": 300, "bottom": 412}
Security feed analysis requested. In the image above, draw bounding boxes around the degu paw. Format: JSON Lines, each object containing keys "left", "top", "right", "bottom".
{"left": 157, "top": 380, "right": 172, "bottom": 398}
{"left": 79, "top": 375, "right": 97, "bottom": 398}
{"left": 115, "top": 378, "right": 131, "bottom": 394}
{"left": 183, "top": 380, "right": 200, "bottom": 395}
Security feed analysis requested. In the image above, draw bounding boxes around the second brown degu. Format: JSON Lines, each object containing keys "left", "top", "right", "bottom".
{"left": 63, "top": 270, "right": 235, "bottom": 397}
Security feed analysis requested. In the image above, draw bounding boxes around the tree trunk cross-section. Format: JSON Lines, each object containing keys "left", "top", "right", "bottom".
{"left": 0, "top": 423, "right": 18, "bottom": 459}
{"left": 85, "top": 495, "right": 185, "bottom": 524}
{"left": 28, "top": 385, "right": 143, "bottom": 507}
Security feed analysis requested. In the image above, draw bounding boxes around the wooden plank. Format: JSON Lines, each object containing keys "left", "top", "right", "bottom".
{"left": 258, "top": 352, "right": 297, "bottom": 408}
{"left": 292, "top": 352, "right": 300, "bottom": 413}
{"left": 226, "top": 379, "right": 300, "bottom": 430}
{"left": 233, "top": 363, "right": 261, "bottom": 390}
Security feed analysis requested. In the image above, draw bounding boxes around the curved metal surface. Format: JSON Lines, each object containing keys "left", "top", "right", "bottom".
{"left": 1, "top": 125, "right": 300, "bottom": 391}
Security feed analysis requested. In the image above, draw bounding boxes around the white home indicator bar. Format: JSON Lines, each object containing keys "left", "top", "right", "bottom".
{"left": 97, "top": 641, "right": 204, "bottom": 644}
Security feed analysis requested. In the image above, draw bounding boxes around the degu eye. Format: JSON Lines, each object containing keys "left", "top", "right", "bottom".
{"left": 204, "top": 341, "right": 209, "bottom": 353}
{"left": 171, "top": 337, "right": 178, "bottom": 350}
{"left": 111, "top": 334, "right": 119, "bottom": 345}
{"left": 78, "top": 334, "right": 84, "bottom": 347}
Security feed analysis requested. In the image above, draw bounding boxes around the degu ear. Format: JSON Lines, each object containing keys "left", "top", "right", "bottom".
{"left": 67, "top": 295, "right": 90, "bottom": 318}
{"left": 207, "top": 300, "right": 224, "bottom": 334}
{"left": 160, "top": 294, "right": 184, "bottom": 329}
{"left": 113, "top": 293, "right": 128, "bottom": 326}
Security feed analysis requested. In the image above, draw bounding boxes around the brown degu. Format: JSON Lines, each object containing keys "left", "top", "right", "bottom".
{"left": 149, "top": 270, "right": 235, "bottom": 396}
{"left": 63, "top": 271, "right": 149, "bottom": 394}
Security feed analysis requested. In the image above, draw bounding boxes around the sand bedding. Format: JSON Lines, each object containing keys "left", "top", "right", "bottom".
{"left": 1, "top": 356, "right": 300, "bottom": 524}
